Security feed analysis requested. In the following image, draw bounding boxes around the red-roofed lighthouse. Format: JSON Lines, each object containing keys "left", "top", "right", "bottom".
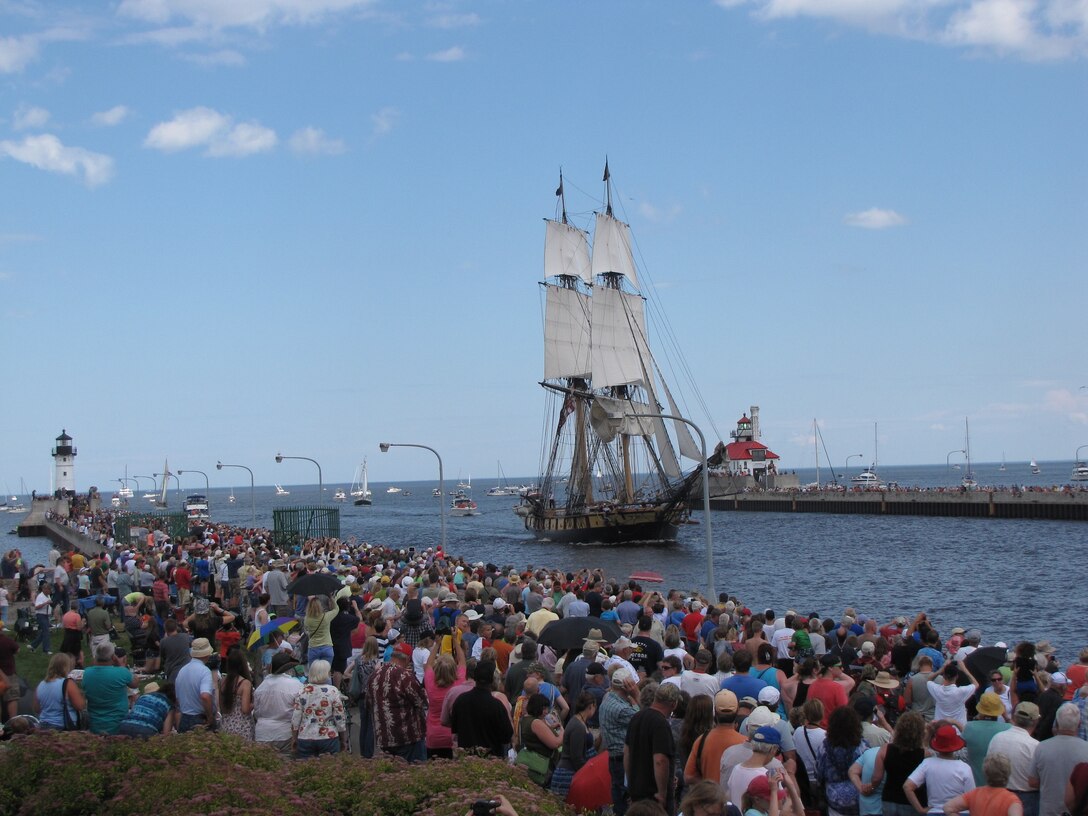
{"left": 724, "top": 406, "right": 780, "bottom": 479}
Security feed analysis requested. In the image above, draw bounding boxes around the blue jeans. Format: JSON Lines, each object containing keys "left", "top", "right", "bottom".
{"left": 32, "top": 613, "right": 52, "bottom": 652}
{"left": 883, "top": 803, "right": 916, "bottom": 816}
{"left": 1012, "top": 791, "right": 1039, "bottom": 816}
{"left": 360, "top": 707, "right": 375, "bottom": 758}
{"left": 297, "top": 737, "right": 340, "bottom": 759}
{"left": 307, "top": 644, "right": 333, "bottom": 666}
{"left": 384, "top": 739, "right": 426, "bottom": 763}
{"left": 177, "top": 713, "right": 210, "bottom": 733}
{"left": 609, "top": 753, "right": 628, "bottom": 816}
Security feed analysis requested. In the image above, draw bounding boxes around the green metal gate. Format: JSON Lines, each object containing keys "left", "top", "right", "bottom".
{"left": 272, "top": 506, "right": 341, "bottom": 550}
{"left": 115, "top": 511, "right": 189, "bottom": 545}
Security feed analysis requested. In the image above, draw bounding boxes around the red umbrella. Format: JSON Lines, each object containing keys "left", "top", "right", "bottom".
{"left": 566, "top": 750, "right": 611, "bottom": 812}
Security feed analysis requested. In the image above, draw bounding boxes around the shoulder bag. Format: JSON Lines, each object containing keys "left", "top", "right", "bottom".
{"left": 60, "top": 679, "right": 88, "bottom": 731}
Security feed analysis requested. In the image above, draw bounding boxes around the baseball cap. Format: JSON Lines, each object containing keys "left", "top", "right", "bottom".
{"left": 751, "top": 725, "right": 782, "bottom": 747}
{"left": 747, "top": 774, "right": 787, "bottom": 801}
{"left": 757, "top": 686, "right": 780, "bottom": 706}
{"left": 714, "top": 689, "right": 739, "bottom": 715}
{"left": 611, "top": 667, "right": 636, "bottom": 688}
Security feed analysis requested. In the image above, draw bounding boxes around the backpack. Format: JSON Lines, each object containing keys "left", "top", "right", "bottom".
{"left": 817, "top": 746, "right": 860, "bottom": 816}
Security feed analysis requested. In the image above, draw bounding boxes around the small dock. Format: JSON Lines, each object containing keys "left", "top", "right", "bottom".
{"left": 700, "top": 489, "right": 1088, "bottom": 521}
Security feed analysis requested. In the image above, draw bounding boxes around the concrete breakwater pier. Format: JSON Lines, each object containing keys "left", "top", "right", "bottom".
{"left": 703, "top": 487, "right": 1088, "bottom": 520}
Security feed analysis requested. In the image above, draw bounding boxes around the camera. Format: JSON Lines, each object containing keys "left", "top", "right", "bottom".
{"left": 471, "top": 801, "right": 498, "bottom": 816}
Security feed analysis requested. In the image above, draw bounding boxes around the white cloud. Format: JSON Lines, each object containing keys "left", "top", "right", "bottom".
{"left": 638, "top": 200, "right": 683, "bottom": 223}
{"left": 0, "top": 134, "right": 114, "bottom": 187}
{"left": 1043, "top": 388, "right": 1088, "bottom": 423}
{"left": 427, "top": 45, "right": 465, "bottom": 62}
{"left": 206, "top": 121, "right": 277, "bottom": 157}
{"left": 0, "top": 35, "right": 39, "bottom": 74}
{"left": 945, "top": 0, "right": 1046, "bottom": 54}
{"left": 117, "top": 0, "right": 377, "bottom": 29}
{"left": 370, "top": 106, "right": 399, "bottom": 139}
{"left": 12, "top": 104, "right": 50, "bottom": 130}
{"left": 844, "top": 207, "right": 908, "bottom": 229}
{"left": 716, "top": 0, "right": 1088, "bottom": 60}
{"left": 289, "top": 126, "right": 346, "bottom": 155}
{"left": 91, "top": 105, "right": 130, "bottom": 127}
{"left": 144, "top": 106, "right": 276, "bottom": 157}
{"left": 145, "top": 106, "right": 230, "bottom": 152}
{"left": 181, "top": 49, "right": 247, "bottom": 66}
{"left": 427, "top": 12, "right": 480, "bottom": 28}
{"left": 395, "top": 51, "right": 415, "bottom": 61}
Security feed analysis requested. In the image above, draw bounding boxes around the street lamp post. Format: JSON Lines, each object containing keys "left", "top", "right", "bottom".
{"left": 274, "top": 453, "right": 323, "bottom": 503}
{"left": 845, "top": 454, "right": 864, "bottom": 483}
{"left": 627, "top": 412, "right": 714, "bottom": 601}
{"left": 217, "top": 461, "right": 255, "bottom": 526}
{"left": 176, "top": 468, "right": 210, "bottom": 503}
{"left": 135, "top": 475, "right": 156, "bottom": 497}
{"left": 947, "top": 449, "right": 966, "bottom": 483}
{"left": 380, "top": 442, "right": 445, "bottom": 552}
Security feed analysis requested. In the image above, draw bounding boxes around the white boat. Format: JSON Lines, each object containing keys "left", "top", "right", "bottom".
{"left": 184, "top": 494, "right": 210, "bottom": 523}
{"left": 1072, "top": 463, "right": 1088, "bottom": 481}
{"left": 1030, "top": 459, "right": 1041, "bottom": 475}
{"left": 228, "top": 487, "right": 236, "bottom": 504}
{"left": 155, "top": 459, "right": 170, "bottom": 507}
{"left": 450, "top": 496, "right": 479, "bottom": 516}
{"left": 349, "top": 460, "right": 373, "bottom": 506}
{"left": 332, "top": 488, "right": 347, "bottom": 502}
{"left": 110, "top": 495, "right": 122, "bottom": 507}
{"left": 275, "top": 484, "right": 290, "bottom": 496}
{"left": 851, "top": 424, "right": 883, "bottom": 486}
{"left": 999, "top": 452, "right": 1007, "bottom": 473}
{"left": 386, "top": 486, "right": 402, "bottom": 494}
{"left": 432, "top": 488, "right": 442, "bottom": 497}
{"left": 486, "top": 461, "right": 518, "bottom": 496}
{"left": 457, "top": 474, "right": 472, "bottom": 490}
{"left": 961, "top": 417, "right": 978, "bottom": 490}
{"left": 117, "top": 467, "right": 134, "bottom": 499}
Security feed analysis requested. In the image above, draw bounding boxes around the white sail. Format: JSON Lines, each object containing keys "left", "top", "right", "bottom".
{"left": 544, "top": 219, "right": 592, "bottom": 284}
{"left": 590, "top": 212, "right": 639, "bottom": 287}
{"left": 544, "top": 284, "right": 591, "bottom": 380}
{"left": 158, "top": 459, "right": 169, "bottom": 507}
{"left": 590, "top": 395, "right": 655, "bottom": 442}
{"left": 590, "top": 286, "right": 650, "bottom": 388}
{"left": 662, "top": 377, "right": 702, "bottom": 462}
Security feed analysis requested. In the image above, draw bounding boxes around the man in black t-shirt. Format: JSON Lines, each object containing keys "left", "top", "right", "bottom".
{"left": 630, "top": 615, "right": 665, "bottom": 679}
{"left": 625, "top": 681, "right": 679, "bottom": 813}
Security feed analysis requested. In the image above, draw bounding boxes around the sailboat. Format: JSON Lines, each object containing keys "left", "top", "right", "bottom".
{"left": 487, "top": 461, "right": 518, "bottom": 496}
{"left": 117, "top": 467, "right": 134, "bottom": 499}
{"left": 156, "top": 460, "right": 170, "bottom": 507}
{"left": 999, "top": 452, "right": 1006, "bottom": 473}
{"left": 1030, "top": 459, "right": 1041, "bottom": 475}
{"left": 961, "top": 418, "right": 978, "bottom": 490}
{"left": 228, "top": 487, "right": 236, "bottom": 504}
{"left": 275, "top": 484, "right": 290, "bottom": 496}
{"left": 519, "top": 165, "right": 702, "bottom": 545}
{"left": 351, "top": 459, "right": 373, "bottom": 506}
{"left": 851, "top": 424, "right": 882, "bottom": 486}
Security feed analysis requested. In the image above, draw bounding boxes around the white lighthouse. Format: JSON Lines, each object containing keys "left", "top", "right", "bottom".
{"left": 52, "top": 429, "right": 77, "bottom": 493}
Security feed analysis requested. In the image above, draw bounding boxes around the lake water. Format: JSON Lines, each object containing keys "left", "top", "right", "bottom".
{"left": 8, "top": 461, "right": 1085, "bottom": 662}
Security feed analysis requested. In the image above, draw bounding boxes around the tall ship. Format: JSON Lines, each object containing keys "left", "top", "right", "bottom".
{"left": 519, "top": 165, "right": 704, "bottom": 544}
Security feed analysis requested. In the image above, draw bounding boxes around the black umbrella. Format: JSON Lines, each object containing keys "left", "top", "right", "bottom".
{"left": 536, "top": 616, "right": 624, "bottom": 652}
{"left": 964, "top": 646, "right": 1008, "bottom": 684}
{"left": 286, "top": 571, "right": 344, "bottom": 597}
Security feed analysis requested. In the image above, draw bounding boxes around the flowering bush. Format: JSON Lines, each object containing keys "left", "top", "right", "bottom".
{"left": 0, "top": 734, "right": 576, "bottom": 816}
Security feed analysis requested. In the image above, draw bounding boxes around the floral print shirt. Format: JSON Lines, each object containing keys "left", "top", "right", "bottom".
{"left": 290, "top": 683, "right": 346, "bottom": 741}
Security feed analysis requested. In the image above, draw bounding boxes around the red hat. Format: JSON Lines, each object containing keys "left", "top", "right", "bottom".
{"left": 747, "top": 775, "right": 786, "bottom": 801}
{"left": 394, "top": 642, "right": 413, "bottom": 659}
{"left": 930, "top": 724, "right": 966, "bottom": 753}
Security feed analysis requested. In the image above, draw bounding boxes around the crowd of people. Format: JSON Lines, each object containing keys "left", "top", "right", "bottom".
{"left": 1, "top": 514, "right": 1087, "bottom": 816}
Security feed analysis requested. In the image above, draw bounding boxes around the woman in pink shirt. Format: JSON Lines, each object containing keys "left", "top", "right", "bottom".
{"left": 424, "top": 644, "right": 466, "bottom": 759}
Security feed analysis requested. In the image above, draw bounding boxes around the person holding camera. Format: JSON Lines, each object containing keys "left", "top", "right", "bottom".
{"left": 466, "top": 795, "right": 519, "bottom": 816}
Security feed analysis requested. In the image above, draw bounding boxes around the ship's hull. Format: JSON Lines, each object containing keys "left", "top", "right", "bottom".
{"left": 523, "top": 503, "right": 686, "bottom": 545}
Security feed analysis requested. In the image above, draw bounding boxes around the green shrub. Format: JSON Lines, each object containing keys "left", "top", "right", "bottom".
{"left": 0, "top": 734, "right": 577, "bottom": 816}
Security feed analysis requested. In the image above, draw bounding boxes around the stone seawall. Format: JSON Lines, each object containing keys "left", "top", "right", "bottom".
{"left": 699, "top": 489, "right": 1088, "bottom": 521}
